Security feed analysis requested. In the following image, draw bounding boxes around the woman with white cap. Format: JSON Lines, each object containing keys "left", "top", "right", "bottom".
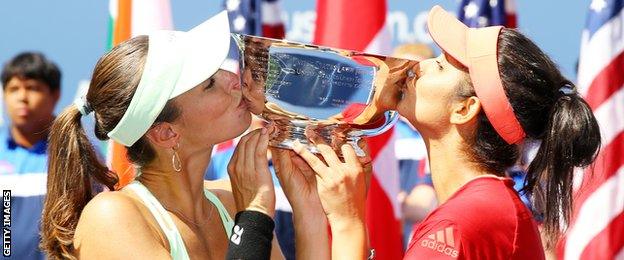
{"left": 290, "top": 5, "right": 601, "bottom": 259}
{"left": 40, "top": 12, "right": 287, "bottom": 259}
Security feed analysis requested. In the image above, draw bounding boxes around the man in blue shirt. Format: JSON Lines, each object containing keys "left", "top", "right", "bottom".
{"left": 0, "top": 52, "right": 61, "bottom": 259}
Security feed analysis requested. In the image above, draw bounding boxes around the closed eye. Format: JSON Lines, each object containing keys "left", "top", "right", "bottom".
{"left": 204, "top": 78, "right": 215, "bottom": 90}
{"left": 436, "top": 60, "right": 443, "bottom": 70}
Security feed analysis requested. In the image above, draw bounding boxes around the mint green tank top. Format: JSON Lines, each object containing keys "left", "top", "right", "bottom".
{"left": 125, "top": 181, "right": 234, "bottom": 260}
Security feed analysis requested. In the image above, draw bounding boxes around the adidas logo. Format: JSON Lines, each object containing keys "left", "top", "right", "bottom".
{"left": 420, "top": 227, "right": 459, "bottom": 258}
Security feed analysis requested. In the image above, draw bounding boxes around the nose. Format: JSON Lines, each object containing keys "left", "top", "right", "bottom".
{"left": 415, "top": 58, "right": 438, "bottom": 77}
{"left": 15, "top": 87, "right": 29, "bottom": 103}
{"left": 419, "top": 58, "right": 436, "bottom": 67}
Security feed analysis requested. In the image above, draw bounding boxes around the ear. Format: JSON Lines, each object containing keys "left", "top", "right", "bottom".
{"left": 144, "top": 122, "right": 180, "bottom": 149}
{"left": 450, "top": 96, "right": 481, "bottom": 125}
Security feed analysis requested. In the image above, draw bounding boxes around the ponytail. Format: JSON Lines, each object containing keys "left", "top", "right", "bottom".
{"left": 524, "top": 86, "right": 601, "bottom": 246}
{"left": 41, "top": 106, "right": 118, "bottom": 259}
{"left": 40, "top": 36, "right": 180, "bottom": 258}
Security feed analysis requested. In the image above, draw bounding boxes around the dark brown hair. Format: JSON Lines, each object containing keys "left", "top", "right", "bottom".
{"left": 1, "top": 52, "right": 61, "bottom": 92}
{"left": 461, "top": 28, "right": 601, "bottom": 247}
{"left": 41, "top": 36, "right": 180, "bottom": 259}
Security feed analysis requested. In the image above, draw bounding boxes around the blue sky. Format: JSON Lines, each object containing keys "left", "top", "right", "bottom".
{"left": 0, "top": 0, "right": 589, "bottom": 114}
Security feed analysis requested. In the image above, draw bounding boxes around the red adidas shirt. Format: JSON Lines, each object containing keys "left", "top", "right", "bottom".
{"left": 404, "top": 176, "right": 545, "bottom": 259}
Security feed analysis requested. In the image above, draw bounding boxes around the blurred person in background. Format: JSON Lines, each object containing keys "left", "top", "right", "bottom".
{"left": 0, "top": 52, "right": 61, "bottom": 260}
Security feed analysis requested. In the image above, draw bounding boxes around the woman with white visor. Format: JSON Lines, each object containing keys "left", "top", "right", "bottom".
{"left": 40, "top": 12, "right": 288, "bottom": 259}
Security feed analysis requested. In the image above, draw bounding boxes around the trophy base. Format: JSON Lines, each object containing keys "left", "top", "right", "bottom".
{"left": 267, "top": 119, "right": 366, "bottom": 157}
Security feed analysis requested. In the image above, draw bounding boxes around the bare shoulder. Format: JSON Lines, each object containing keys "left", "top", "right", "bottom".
{"left": 74, "top": 191, "right": 169, "bottom": 259}
{"left": 75, "top": 191, "right": 146, "bottom": 234}
{"left": 203, "top": 179, "right": 237, "bottom": 217}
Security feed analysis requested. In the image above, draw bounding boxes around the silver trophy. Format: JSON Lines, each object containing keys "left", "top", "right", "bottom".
{"left": 233, "top": 34, "right": 418, "bottom": 156}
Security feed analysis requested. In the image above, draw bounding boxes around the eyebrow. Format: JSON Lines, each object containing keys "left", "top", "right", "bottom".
{"left": 206, "top": 78, "right": 215, "bottom": 89}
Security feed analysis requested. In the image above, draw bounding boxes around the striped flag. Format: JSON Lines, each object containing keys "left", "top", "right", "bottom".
{"left": 559, "top": 1, "right": 624, "bottom": 259}
{"left": 107, "top": 0, "right": 173, "bottom": 188}
{"left": 457, "top": 0, "right": 517, "bottom": 28}
{"left": 313, "top": 0, "right": 403, "bottom": 259}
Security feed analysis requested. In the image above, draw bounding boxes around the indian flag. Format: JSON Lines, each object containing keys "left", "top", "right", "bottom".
{"left": 107, "top": 0, "right": 173, "bottom": 188}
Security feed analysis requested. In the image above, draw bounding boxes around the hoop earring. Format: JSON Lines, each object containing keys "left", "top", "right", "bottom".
{"left": 172, "top": 143, "right": 182, "bottom": 172}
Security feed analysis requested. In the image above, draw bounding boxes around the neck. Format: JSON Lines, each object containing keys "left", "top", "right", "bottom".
{"left": 137, "top": 145, "right": 214, "bottom": 223}
{"left": 11, "top": 119, "right": 53, "bottom": 148}
{"left": 425, "top": 136, "right": 494, "bottom": 204}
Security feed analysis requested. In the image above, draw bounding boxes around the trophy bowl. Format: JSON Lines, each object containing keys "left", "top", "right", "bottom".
{"left": 233, "top": 33, "right": 418, "bottom": 156}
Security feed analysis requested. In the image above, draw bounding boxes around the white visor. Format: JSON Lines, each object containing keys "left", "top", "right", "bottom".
{"left": 107, "top": 11, "right": 231, "bottom": 146}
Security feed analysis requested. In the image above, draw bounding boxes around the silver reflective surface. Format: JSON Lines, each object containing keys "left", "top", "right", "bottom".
{"left": 233, "top": 33, "right": 418, "bottom": 155}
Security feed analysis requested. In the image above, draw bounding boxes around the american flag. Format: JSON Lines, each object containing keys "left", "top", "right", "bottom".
{"left": 457, "top": 0, "right": 517, "bottom": 28}
{"left": 560, "top": 0, "right": 624, "bottom": 259}
{"left": 222, "top": 0, "right": 285, "bottom": 72}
